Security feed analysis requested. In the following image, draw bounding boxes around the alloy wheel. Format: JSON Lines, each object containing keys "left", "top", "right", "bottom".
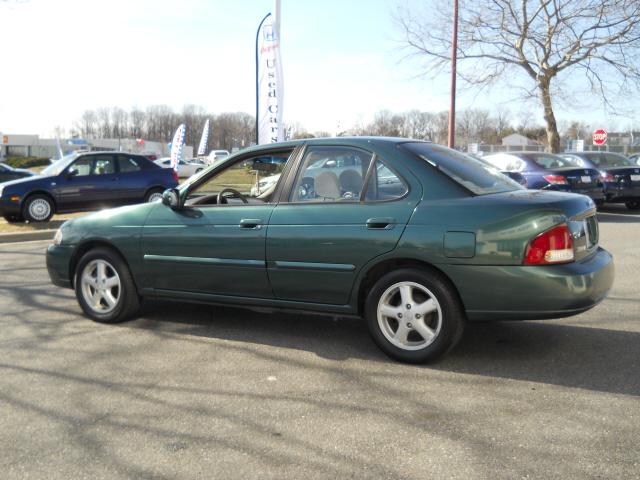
{"left": 28, "top": 198, "right": 52, "bottom": 221}
{"left": 80, "top": 259, "right": 121, "bottom": 314}
{"left": 377, "top": 281, "right": 443, "bottom": 351}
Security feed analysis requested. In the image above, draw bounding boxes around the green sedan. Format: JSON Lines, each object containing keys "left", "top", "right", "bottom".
{"left": 46, "top": 138, "right": 614, "bottom": 363}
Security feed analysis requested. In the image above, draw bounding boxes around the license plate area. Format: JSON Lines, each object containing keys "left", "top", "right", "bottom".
{"left": 580, "top": 176, "right": 591, "bottom": 183}
{"left": 630, "top": 174, "right": 640, "bottom": 182}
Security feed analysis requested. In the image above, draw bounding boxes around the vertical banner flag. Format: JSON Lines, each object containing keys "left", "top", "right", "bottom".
{"left": 56, "top": 137, "right": 64, "bottom": 160}
{"left": 197, "top": 119, "right": 210, "bottom": 156}
{"left": 256, "top": 0, "right": 284, "bottom": 144}
{"left": 170, "top": 124, "right": 187, "bottom": 171}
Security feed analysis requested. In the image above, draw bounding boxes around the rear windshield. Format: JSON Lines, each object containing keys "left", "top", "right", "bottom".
{"left": 527, "top": 153, "right": 581, "bottom": 169}
{"left": 402, "top": 143, "right": 523, "bottom": 195}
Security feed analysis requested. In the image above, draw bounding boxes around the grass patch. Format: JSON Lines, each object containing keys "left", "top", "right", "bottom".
{"left": 4, "top": 157, "right": 50, "bottom": 169}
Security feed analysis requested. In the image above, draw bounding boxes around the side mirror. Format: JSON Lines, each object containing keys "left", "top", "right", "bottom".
{"left": 66, "top": 168, "right": 79, "bottom": 179}
{"left": 162, "top": 188, "right": 181, "bottom": 209}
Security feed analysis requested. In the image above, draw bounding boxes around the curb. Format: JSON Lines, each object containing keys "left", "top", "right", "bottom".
{"left": 0, "top": 229, "right": 57, "bottom": 244}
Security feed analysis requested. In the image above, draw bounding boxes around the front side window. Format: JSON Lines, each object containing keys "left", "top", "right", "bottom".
{"left": 93, "top": 155, "right": 116, "bottom": 175}
{"left": 403, "top": 143, "right": 523, "bottom": 195}
{"left": 69, "top": 156, "right": 93, "bottom": 176}
{"left": 291, "top": 147, "right": 373, "bottom": 202}
{"left": 186, "top": 151, "right": 291, "bottom": 205}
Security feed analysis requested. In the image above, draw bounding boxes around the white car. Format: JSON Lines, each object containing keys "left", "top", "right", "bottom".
{"left": 154, "top": 158, "right": 205, "bottom": 178}
{"left": 207, "top": 150, "right": 230, "bottom": 164}
{"left": 250, "top": 173, "right": 281, "bottom": 196}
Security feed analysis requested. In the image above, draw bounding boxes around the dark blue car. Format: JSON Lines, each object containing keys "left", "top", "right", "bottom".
{"left": 0, "top": 152, "right": 179, "bottom": 222}
{"left": 484, "top": 152, "right": 605, "bottom": 203}
{"left": 562, "top": 151, "right": 640, "bottom": 210}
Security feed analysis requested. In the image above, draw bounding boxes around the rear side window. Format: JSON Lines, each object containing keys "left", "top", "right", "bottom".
{"left": 118, "top": 155, "right": 142, "bottom": 172}
{"left": 364, "top": 160, "right": 409, "bottom": 201}
{"left": 528, "top": 153, "right": 579, "bottom": 169}
{"left": 403, "top": 143, "right": 523, "bottom": 195}
{"left": 600, "top": 153, "right": 633, "bottom": 167}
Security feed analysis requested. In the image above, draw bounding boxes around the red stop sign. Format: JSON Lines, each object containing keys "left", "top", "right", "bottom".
{"left": 593, "top": 129, "right": 607, "bottom": 145}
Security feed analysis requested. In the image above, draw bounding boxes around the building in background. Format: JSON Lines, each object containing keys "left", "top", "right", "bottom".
{"left": 0, "top": 134, "right": 193, "bottom": 160}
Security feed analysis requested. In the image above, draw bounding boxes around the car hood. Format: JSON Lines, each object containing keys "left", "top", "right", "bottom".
{"left": 0, "top": 173, "right": 49, "bottom": 189}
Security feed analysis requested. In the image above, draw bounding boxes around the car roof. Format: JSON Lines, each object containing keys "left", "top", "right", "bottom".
{"left": 237, "top": 137, "right": 432, "bottom": 155}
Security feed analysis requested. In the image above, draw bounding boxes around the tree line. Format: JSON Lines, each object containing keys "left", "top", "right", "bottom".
{"left": 70, "top": 104, "right": 638, "bottom": 151}
{"left": 73, "top": 105, "right": 255, "bottom": 152}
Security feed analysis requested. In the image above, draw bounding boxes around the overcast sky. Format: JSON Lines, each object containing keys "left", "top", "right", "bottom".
{"left": 0, "top": 0, "right": 637, "bottom": 138}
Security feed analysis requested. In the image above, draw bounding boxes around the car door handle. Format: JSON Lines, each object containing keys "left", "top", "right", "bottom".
{"left": 366, "top": 217, "right": 395, "bottom": 229}
{"left": 239, "top": 218, "right": 263, "bottom": 229}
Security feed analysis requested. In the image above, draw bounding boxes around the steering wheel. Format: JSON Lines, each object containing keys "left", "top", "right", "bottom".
{"left": 217, "top": 188, "right": 249, "bottom": 204}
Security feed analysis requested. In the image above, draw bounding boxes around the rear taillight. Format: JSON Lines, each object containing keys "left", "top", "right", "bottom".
{"left": 524, "top": 224, "right": 574, "bottom": 265}
{"left": 601, "top": 172, "right": 615, "bottom": 182}
{"left": 543, "top": 174, "right": 568, "bottom": 185}
{"left": 171, "top": 170, "right": 179, "bottom": 182}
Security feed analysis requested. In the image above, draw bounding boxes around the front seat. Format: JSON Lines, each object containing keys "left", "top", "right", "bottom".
{"left": 339, "top": 169, "right": 363, "bottom": 195}
{"left": 314, "top": 171, "right": 340, "bottom": 200}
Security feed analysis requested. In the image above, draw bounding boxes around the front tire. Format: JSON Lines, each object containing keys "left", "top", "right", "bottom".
{"left": 365, "top": 268, "right": 465, "bottom": 363}
{"left": 22, "top": 194, "right": 54, "bottom": 222}
{"left": 74, "top": 247, "right": 140, "bottom": 323}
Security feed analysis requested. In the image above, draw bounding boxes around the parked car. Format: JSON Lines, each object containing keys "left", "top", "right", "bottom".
{"left": 0, "top": 163, "right": 35, "bottom": 183}
{"left": 483, "top": 152, "right": 605, "bottom": 203}
{"left": 0, "top": 151, "right": 178, "bottom": 223}
{"left": 207, "top": 149, "right": 230, "bottom": 164}
{"left": 469, "top": 154, "right": 528, "bottom": 186}
{"left": 46, "top": 138, "right": 613, "bottom": 363}
{"left": 154, "top": 157, "right": 205, "bottom": 178}
{"left": 562, "top": 151, "right": 640, "bottom": 210}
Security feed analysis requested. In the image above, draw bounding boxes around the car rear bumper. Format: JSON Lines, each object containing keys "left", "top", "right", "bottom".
{"left": 444, "top": 247, "right": 614, "bottom": 321}
{"left": 604, "top": 182, "right": 640, "bottom": 202}
{"left": 46, "top": 244, "right": 74, "bottom": 288}
{"left": 548, "top": 184, "right": 605, "bottom": 201}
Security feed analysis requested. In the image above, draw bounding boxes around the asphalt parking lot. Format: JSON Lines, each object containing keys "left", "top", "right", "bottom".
{"left": 0, "top": 206, "right": 638, "bottom": 479}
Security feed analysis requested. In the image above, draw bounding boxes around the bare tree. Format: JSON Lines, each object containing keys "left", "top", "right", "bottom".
{"left": 396, "top": 0, "right": 640, "bottom": 152}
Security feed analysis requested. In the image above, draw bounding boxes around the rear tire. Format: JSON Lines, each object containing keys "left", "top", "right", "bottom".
{"left": 74, "top": 247, "right": 140, "bottom": 323}
{"left": 625, "top": 200, "right": 640, "bottom": 211}
{"left": 145, "top": 188, "right": 164, "bottom": 203}
{"left": 22, "top": 194, "right": 54, "bottom": 222}
{"left": 365, "top": 268, "right": 465, "bottom": 363}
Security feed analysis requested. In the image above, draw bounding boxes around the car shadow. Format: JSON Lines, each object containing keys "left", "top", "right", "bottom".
{"left": 597, "top": 204, "right": 640, "bottom": 223}
{"left": 127, "top": 300, "right": 640, "bottom": 397}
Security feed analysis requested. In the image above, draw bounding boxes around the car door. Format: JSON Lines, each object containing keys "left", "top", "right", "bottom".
{"left": 140, "top": 148, "right": 296, "bottom": 298}
{"left": 116, "top": 154, "right": 147, "bottom": 203}
{"left": 53, "top": 154, "right": 117, "bottom": 210}
{"left": 266, "top": 145, "right": 422, "bottom": 305}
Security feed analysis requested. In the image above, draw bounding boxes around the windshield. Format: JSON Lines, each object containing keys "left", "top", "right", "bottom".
{"left": 403, "top": 143, "right": 523, "bottom": 195}
{"left": 41, "top": 153, "right": 78, "bottom": 176}
{"left": 527, "top": 153, "right": 582, "bottom": 168}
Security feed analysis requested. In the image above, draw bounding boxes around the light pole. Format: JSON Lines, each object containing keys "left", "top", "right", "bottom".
{"left": 448, "top": 0, "right": 459, "bottom": 149}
